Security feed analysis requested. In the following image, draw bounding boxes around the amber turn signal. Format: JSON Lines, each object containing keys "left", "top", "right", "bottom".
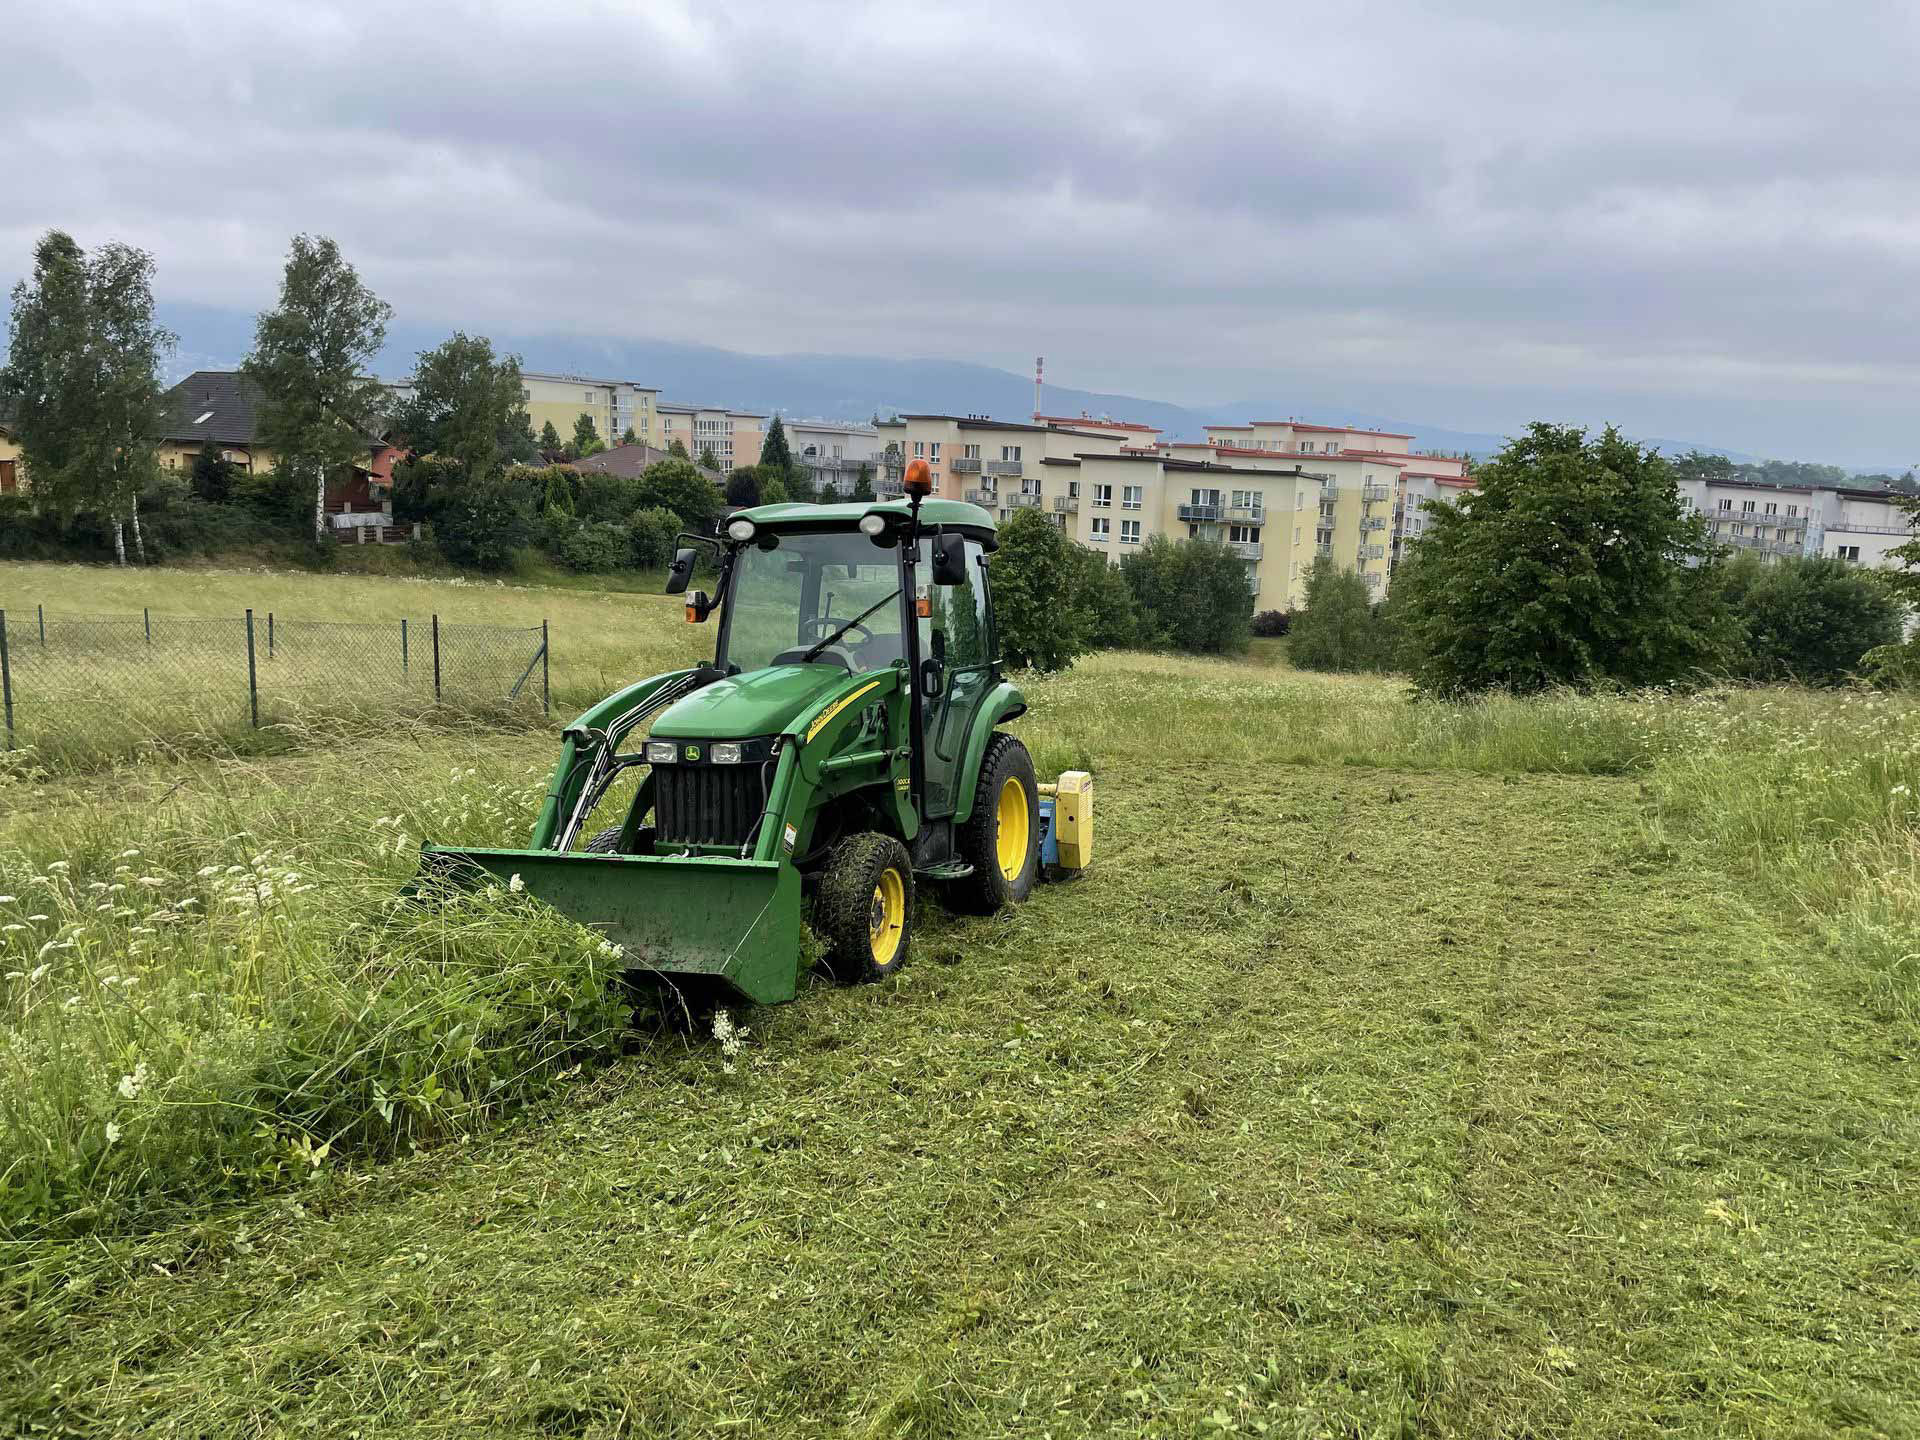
{"left": 904, "top": 457, "right": 933, "bottom": 496}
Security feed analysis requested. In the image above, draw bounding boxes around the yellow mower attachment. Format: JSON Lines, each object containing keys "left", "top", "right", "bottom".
{"left": 1037, "top": 771, "right": 1093, "bottom": 875}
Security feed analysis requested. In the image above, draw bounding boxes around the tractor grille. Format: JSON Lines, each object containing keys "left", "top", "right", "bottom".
{"left": 654, "top": 764, "right": 765, "bottom": 849}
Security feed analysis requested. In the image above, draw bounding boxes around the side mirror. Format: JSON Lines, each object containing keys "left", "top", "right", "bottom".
{"left": 931, "top": 532, "right": 968, "bottom": 586}
{"left": 684, "top": 589, "right": 712, "bottom": 624}
{"left": 918, "top": 657, "right": 945, "bottom": 699}
{"left": 665, "top": 547, "right": 696, "bottom": 594}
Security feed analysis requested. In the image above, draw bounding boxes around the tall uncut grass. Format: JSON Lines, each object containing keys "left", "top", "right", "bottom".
{"left": 1, "top": 644, "right": 1915, "bottom": 1251}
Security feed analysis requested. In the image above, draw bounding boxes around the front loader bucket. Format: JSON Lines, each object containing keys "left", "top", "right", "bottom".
{"left": 420, "top": 847, "right": 804, "bottom": 1006}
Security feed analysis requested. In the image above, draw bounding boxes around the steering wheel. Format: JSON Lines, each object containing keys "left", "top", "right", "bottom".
{"left": 800, "top": 616, "right": 873, "bottom": 646}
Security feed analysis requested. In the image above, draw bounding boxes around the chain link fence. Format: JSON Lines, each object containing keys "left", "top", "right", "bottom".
{"left": 0, "top": 604, "right": 548, "bottom": 757}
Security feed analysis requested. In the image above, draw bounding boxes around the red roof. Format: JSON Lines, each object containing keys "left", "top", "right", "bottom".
{"left": 1435, "top": 477, "right": 1476, "bottom": 488}
{"left": 1034, "top": 413, "right": 1160, "bottom": 433}
{"left": 1251, "top": 421, "right": 1416, "bottom": 439}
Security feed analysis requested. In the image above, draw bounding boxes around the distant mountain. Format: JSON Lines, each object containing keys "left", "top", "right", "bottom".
{"left": 146, "top": 302, "right": 1897, "bottom": 474}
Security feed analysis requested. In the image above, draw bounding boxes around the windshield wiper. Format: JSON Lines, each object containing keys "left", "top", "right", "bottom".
{"left": 801, "top": 589, "right": 901, "bottom": 663}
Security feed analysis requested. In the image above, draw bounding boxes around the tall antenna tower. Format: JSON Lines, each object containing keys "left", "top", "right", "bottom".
{"left": 1034, "top": 356, "right": 1044, "bottom": 420}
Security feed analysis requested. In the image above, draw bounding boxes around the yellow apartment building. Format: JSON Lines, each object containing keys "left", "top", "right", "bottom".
{"left": 0, "top": 413, "right": 23, "bottom": 493}
{"left": 659, "top": 404, "right": 765, "bottom": 470}
{"left": 521, "top": 373, "right": 659, "bottom": 450}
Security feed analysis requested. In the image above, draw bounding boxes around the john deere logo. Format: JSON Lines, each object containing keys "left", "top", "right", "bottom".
{"left": 683, "top": 744, "right": 701, "bottom": 762}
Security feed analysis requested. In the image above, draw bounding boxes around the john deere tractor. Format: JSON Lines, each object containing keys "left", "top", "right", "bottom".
{"left": 422, "top": 458, "right": 1090, "bottom": 1005}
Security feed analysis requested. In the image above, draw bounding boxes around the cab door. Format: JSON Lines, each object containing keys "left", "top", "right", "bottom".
{"left": 917, "top": 538, "right": 994, "bottom": 819}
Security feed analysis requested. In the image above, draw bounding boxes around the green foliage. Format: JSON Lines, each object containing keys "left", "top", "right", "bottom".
{"left": 1120, "top": 534, "right": 1252, "bottom": 655}
{"left": 1, "top": 230, "right": 175, "bottom": 535}
{"left": 1717, "top": 554, "right": 1904, "bottom": 685}
{"left": 554, "top": 520, "right": 629, "bottom": 572}
{"left": 539, "top": 419, "right": 562, "bottom": 455}
{"left": 698, "top": 444, "right": 719, "bottom": 471}
{"left": 621, "top": 426, "right": 637, "bottom": 446}
{"left": 430, "top": 467, "right": 534, "bottom": 569}
{"left": 1395, "top": 423, "right": 1731, "bottom": 697}
{"left": 989, "top": 508, "right": 1094, "bottom": 671}
{"left": 394, "top": 334, "right": 534, "bottom": 477}
{"left": 1289, "top": 558, "right": 1391, "bottom": 672}
{"left": 242, "top": 235, "right": 392, "bottom": 543}
{"left": 189, "top": 441, "right": 236, "bottom": 504}
{"left": 760, "top": 415, "right": 793, "bottom": 477}
{"left": 636, "top": 458, "right": 721, "bottom": 532}
{"left": 851, "top": 462, "right": 876, "bottom": 502}
{"left": 1251, "top": 609, "right": 1291, "bottom": 638}
{"left": 627, "top": 505, "right": 683, "bottom": 569}
{"left": 541, "top": 467, "right": 576, "bottom": 521}
{"left": 759, "top": 470, "right": 789, "bottom": 505}
{"left": 725, "top": 466, "right": 762, "bottom": 508}
{"left": 1065, "top": 545, "right": 1139, "bottom": 650}
{"left": 389, "top": 454, "right": 462, "bottom": 526}
{"left": 572, "top": 470, "right": 643, "bottom": 525}
{"left": 569, "top": 412, "right": 601, "bottom": 461}
{"left": 667, "top": 437, "right": 690, "bottom": 461}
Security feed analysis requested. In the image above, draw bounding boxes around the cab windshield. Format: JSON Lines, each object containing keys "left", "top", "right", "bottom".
{"left": 721, "top": 530, "right": 906, "bottom": 675}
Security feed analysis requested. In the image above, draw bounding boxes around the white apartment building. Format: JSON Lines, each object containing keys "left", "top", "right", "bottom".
{"left": 658, "top": 403, "right": 766, "bottom": 471}
{"left": 783, "top": 419, "right": 882, "bottom": 496}
{"left": 1678, "top": 477, "right": 1917, "bottom": 569}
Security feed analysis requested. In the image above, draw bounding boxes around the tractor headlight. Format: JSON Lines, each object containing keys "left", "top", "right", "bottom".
{"left": 644, "top": 739, "right": 676, "bottom": 764}
{"left": 710, "top": 742, "right": 743, "bottom": 765}
{"left": 727, "top": 518, "right": 756, "bottom": 543}
{"left": 858, "top": 513, "right": 887, "bottom": 538}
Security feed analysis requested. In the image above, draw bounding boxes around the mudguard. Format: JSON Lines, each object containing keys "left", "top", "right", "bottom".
{"left": 950, "top": 680, "right": 1028, "bottom": 824}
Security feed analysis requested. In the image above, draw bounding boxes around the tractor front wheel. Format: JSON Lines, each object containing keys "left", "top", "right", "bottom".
{"left": 816, "top": 833, "right": 915, "bottom": 983}
{"left": 584, "top": 825, "right": 654, "bottom": 855}
{"left": 953, "top": 732, "right": 1039, "bottom": 913}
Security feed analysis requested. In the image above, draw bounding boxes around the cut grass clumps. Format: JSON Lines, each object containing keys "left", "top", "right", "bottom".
{"left": 0, "top": 763, "right": 632, "bottom": 1243}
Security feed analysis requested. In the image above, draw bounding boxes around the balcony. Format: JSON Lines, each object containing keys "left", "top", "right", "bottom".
{"left": 963, "top": 488, "right": 999, "bottom": 506}
{"left": 1356, "top": 543, "right": 1384, "bottom": 561}
{"left": 1226, "top": 505, "right": 1265, "bottom": 523}
{"left": 983, "top": 460, "right": 1024, "bottom": 476}
{"left": 1177, "top": 503, "right": 1221, "bottom": 521}
{"left": 1360, "top": 517, "right": 1387, "bottom": 533}
{"left": 875, "top": 478, "right": 904, "bottom": 496}
{"left": 1825, "top": 520, "right": 1916, "bottom": 536}
{"left": 1228, "top": 540, "right": 1263, "bottom": 560}
{"left": 950, "top": 457, "right": 981, "bottom": 474}
{"left": 1005, "top": 492, "right": 1043, "bottom": 509}
{"left": 1053, "top": 495, "right": 1079, "bottom": 513}
{"left": 1361, "top": 484, "right": 1392, "bottom": 502}
{"left": 1315, "top": 543, "right": 1333, "bottom": 558}
{"left": 872, "top": 450, "right": 903, "bottom": 465}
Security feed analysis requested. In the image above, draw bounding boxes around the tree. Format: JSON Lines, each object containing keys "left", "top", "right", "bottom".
{"left": 1065, "top": 544, "right": 1139, "bottom": 650}
{"left": 621, "top": 426, "right": 637, "bottom": 446}
{"left": 1393, "top": 423, "right": 1731, "bottom": 696}
{"left": 190, "top": 441, "right": 236, "bottom": 503}
{"left": 761, "top": 415, "right": 794, "bottom": 478}
{"left": 570, "top": 412, "right": 601, "bottom": 460}
{"left": 539, "top": 419, "right": 563, "bottom": 455}
{"left": 1287, "top": 557, "right": 1384, "bottom": 671}
{"left": 987, "top": 508, "right": 1093, "bottom": 671}
{"left": 628, "top": 505, "right": 682, "bottom": 569}
{"left": 1670, "top": 449, "right": 1738, "bottom": 486}
{"left": 725, "top": 466, "right": 762, "bottom": 509}
{"left": 667, "top": 437, "right": 691, "bottom": 461}
{"left": 851, "top": 462, "right": 876, "bottom": 502}
{"left": 636, "top": 457, "right": 721, "bottom": 532}
{"left": 431, "top": 468, "right": 534, "bottom": 569}
{"left": 699, "top": 443, "right": 719, "bottom": 471}
{"left": 1717, "top": 553, "right": 1903, "bottom": 685}
{"left": 242, "top": 234, "right": 392, "bottom": 544}
{"left": 1, "top": 231, "right": 175, "bottom": 560}
{"left": 1120, "top": 535, "right": 1252, "bottom": 654}
{"left": 394, "top": 334, "right": 534, "bottom": 479}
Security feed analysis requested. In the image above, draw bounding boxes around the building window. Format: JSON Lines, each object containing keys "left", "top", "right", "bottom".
{"left": 1093, "top": 484, "right": 1112, "bottom": 508}
{"left": 1765, "top": 502, "right": 1778, "bottom": 514}
{"left": 1231, "top": 489, "right": 1264, "bottom": 510}
{"left": 1090, "top": 517, "right": 1110, "bottom": 541}
{"left": 1022, "top": 477, "right": 1041, "bottom": 497}
{"left": 1294, "top": 525, "right": 1302, "bottom": 543}
{"left": 1231, "top": 525, "right": 1260, "bottom": 544}
{"left": 930, "top": 443, "right": 940, "bottom": 460}
{"left": 1296, "top": 491, "right": 1304, "bottom": 510}
{"left": 1718, "top": 499, "right": 1732, "bottom": 511}
{"left": 1838, "top": 545, "right": 1861, "bottom": 562}
{"left": 1068, "top": 480, "right": 1080, "bottom": 498}
{"left": 1120, "top": 519, "right": 1142, "bottom": 544}
{"left": 1122, "top": 485, "right": 1142, "bottom": 510}
{"left": 913, "top": 441, "right": 924, "bottom": 457}
{"left": 1001, "top": 445, "right": 1022, "bottom": 462}
{"left": 1787, "top": 504, "right": 1798, "bottom": 517}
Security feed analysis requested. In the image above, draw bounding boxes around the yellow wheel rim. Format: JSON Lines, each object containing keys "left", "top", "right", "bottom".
{"left": 869, "top": 866, "right": 906, "bottom": 967}
{"left": 995, "top": 776, "right": 1030, "bottom": 883}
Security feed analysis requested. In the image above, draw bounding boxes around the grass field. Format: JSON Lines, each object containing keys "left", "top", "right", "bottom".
{"left": 1, "top": 569, "right": 1917, "bottom": 1436}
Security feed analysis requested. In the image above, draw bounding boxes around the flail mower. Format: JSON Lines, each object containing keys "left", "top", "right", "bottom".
{"left": 420, "top": 458, "right": 1091, "bottom": 1006}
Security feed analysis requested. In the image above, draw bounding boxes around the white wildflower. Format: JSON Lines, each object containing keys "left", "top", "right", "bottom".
{"left": 104, "top": 1122, "right": 122, "bottom": 1145}
{"left": 118, "top": 849, "right": 141, "bottom": 860}
{"left": 597, "top": 939, "right": 625, "bottom": 960}
{"left": 196, "top": 865, "right": 221, "bottom": 878}
{"left": 0, "top": 895, "right": 13, "bottom": 904}
{"left": 47, "top": 861, "right": 68, "bottom": 872}
{"left": 26, "top": 914, "right": 48, "bottom": 922}
{"left": 3, "top": 925, "right": 23, "bottom": 933}
{"left": 118, "top": 1060, "right": 150, "bottom": 1099}
{"left": 508, "top": 873, "right": 524, "bottom": 893}
{"left": 28, "top": 962, "right": 49, "bottom": 983}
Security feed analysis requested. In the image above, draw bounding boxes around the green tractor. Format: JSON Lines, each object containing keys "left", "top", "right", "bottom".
{"left": 421, "top": 460, "right": 1091, "bottom": 1007}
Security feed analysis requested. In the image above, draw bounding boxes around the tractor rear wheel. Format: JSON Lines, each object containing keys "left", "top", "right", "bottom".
{"left": 584, "top": 824, "right": 654, "bottom": 855}
{"left": 815, "top": 832, "right": 914, "bottom": 983}
{"left": 953, "top": 732, "right": 1039, "bottom": 913}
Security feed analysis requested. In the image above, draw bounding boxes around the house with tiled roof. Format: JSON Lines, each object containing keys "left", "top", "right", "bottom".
{"left": 0, "top": 398, "right": 21, "bottom": 494}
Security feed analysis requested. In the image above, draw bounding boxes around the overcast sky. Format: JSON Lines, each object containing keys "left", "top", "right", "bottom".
{"left": 4, "top": 0, "right": 1917, "bottom": 464}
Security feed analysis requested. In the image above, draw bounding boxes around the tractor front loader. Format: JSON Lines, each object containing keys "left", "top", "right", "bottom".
{"left": 421, "top": 458, "right": 1091, "bottom": 1006}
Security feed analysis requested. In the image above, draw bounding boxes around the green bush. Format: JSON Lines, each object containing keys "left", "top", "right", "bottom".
{"left": 989, "top": 508, "right": 1094, "bottom": 671}
{"left": 637, "top": 458, "right": 721, "bottom": 533}
{"left": 1289, "top": 558, "right": 1391, "bottom": 672}
{"left": 1120, "top": 535, "right": 1252, "bottom": 654}
{"left": 391, "top": 455, "right": 462, "bottom": 525}
{"left": 1066, "top": 545, "right": 1139, "bottom": 650}
{"left": 628, "top": 506, "right": 682, "bottom": 570}
{"left": 432, "top": 469, "right": 535, "bottom": 570}
{"left": 1251, "top": 609, "right": 1291, "bottom": 638}
{"left": 1719, "top": 553, "right": 1904, "bottom": 685}
{"left": 574, "top": 470, "right": 643, "bottom": 524}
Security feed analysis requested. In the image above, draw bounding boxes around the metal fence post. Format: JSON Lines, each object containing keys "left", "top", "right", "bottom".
{"left": 1, "top": 610, "right": 13, "bottom": 750}
{"left": 401, "top": 617, "right": 409, "bottom": 679}
{"left": 144, "top": 606, "right": 151, "bottom": 646}
{"left": 37, "top": 604, "right": 45, "bottom": 646}
{"left": 431, "top": 613, "right": 441, "bottom": 702}
{"left": 542, "top": 620, "right": 550, "bottom": 717}
{"left": 245, "top": 608, "right": 259, "bottom": 728}
{"left": 268, "top": 612, "right": 275, "bottom": 659}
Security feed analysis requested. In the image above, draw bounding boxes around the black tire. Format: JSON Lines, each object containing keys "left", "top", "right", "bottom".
{"left": 953, "top": 732, "right": 1039, "bottom": 913}
{"left": 814, "top": 832, "right": 914, "bottom": 983}
{"left": 584, "top": 824, "right": 654, "bottom": 855}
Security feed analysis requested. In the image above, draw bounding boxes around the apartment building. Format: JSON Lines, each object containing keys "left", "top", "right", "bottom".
{"left": 658, "top": 403, "right": 765, "bottom": 471}
{"left": 520, "top": 373, "right": 659, "bottom": 449}
{"left": 784, "top": 419, "right": 882, "bottom": 496}
{"left": 1679, "top": 476, "right": 1916, "bottom": 568}
{"left": 874, "top": 413, "right": 1150, "bottom": 505}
